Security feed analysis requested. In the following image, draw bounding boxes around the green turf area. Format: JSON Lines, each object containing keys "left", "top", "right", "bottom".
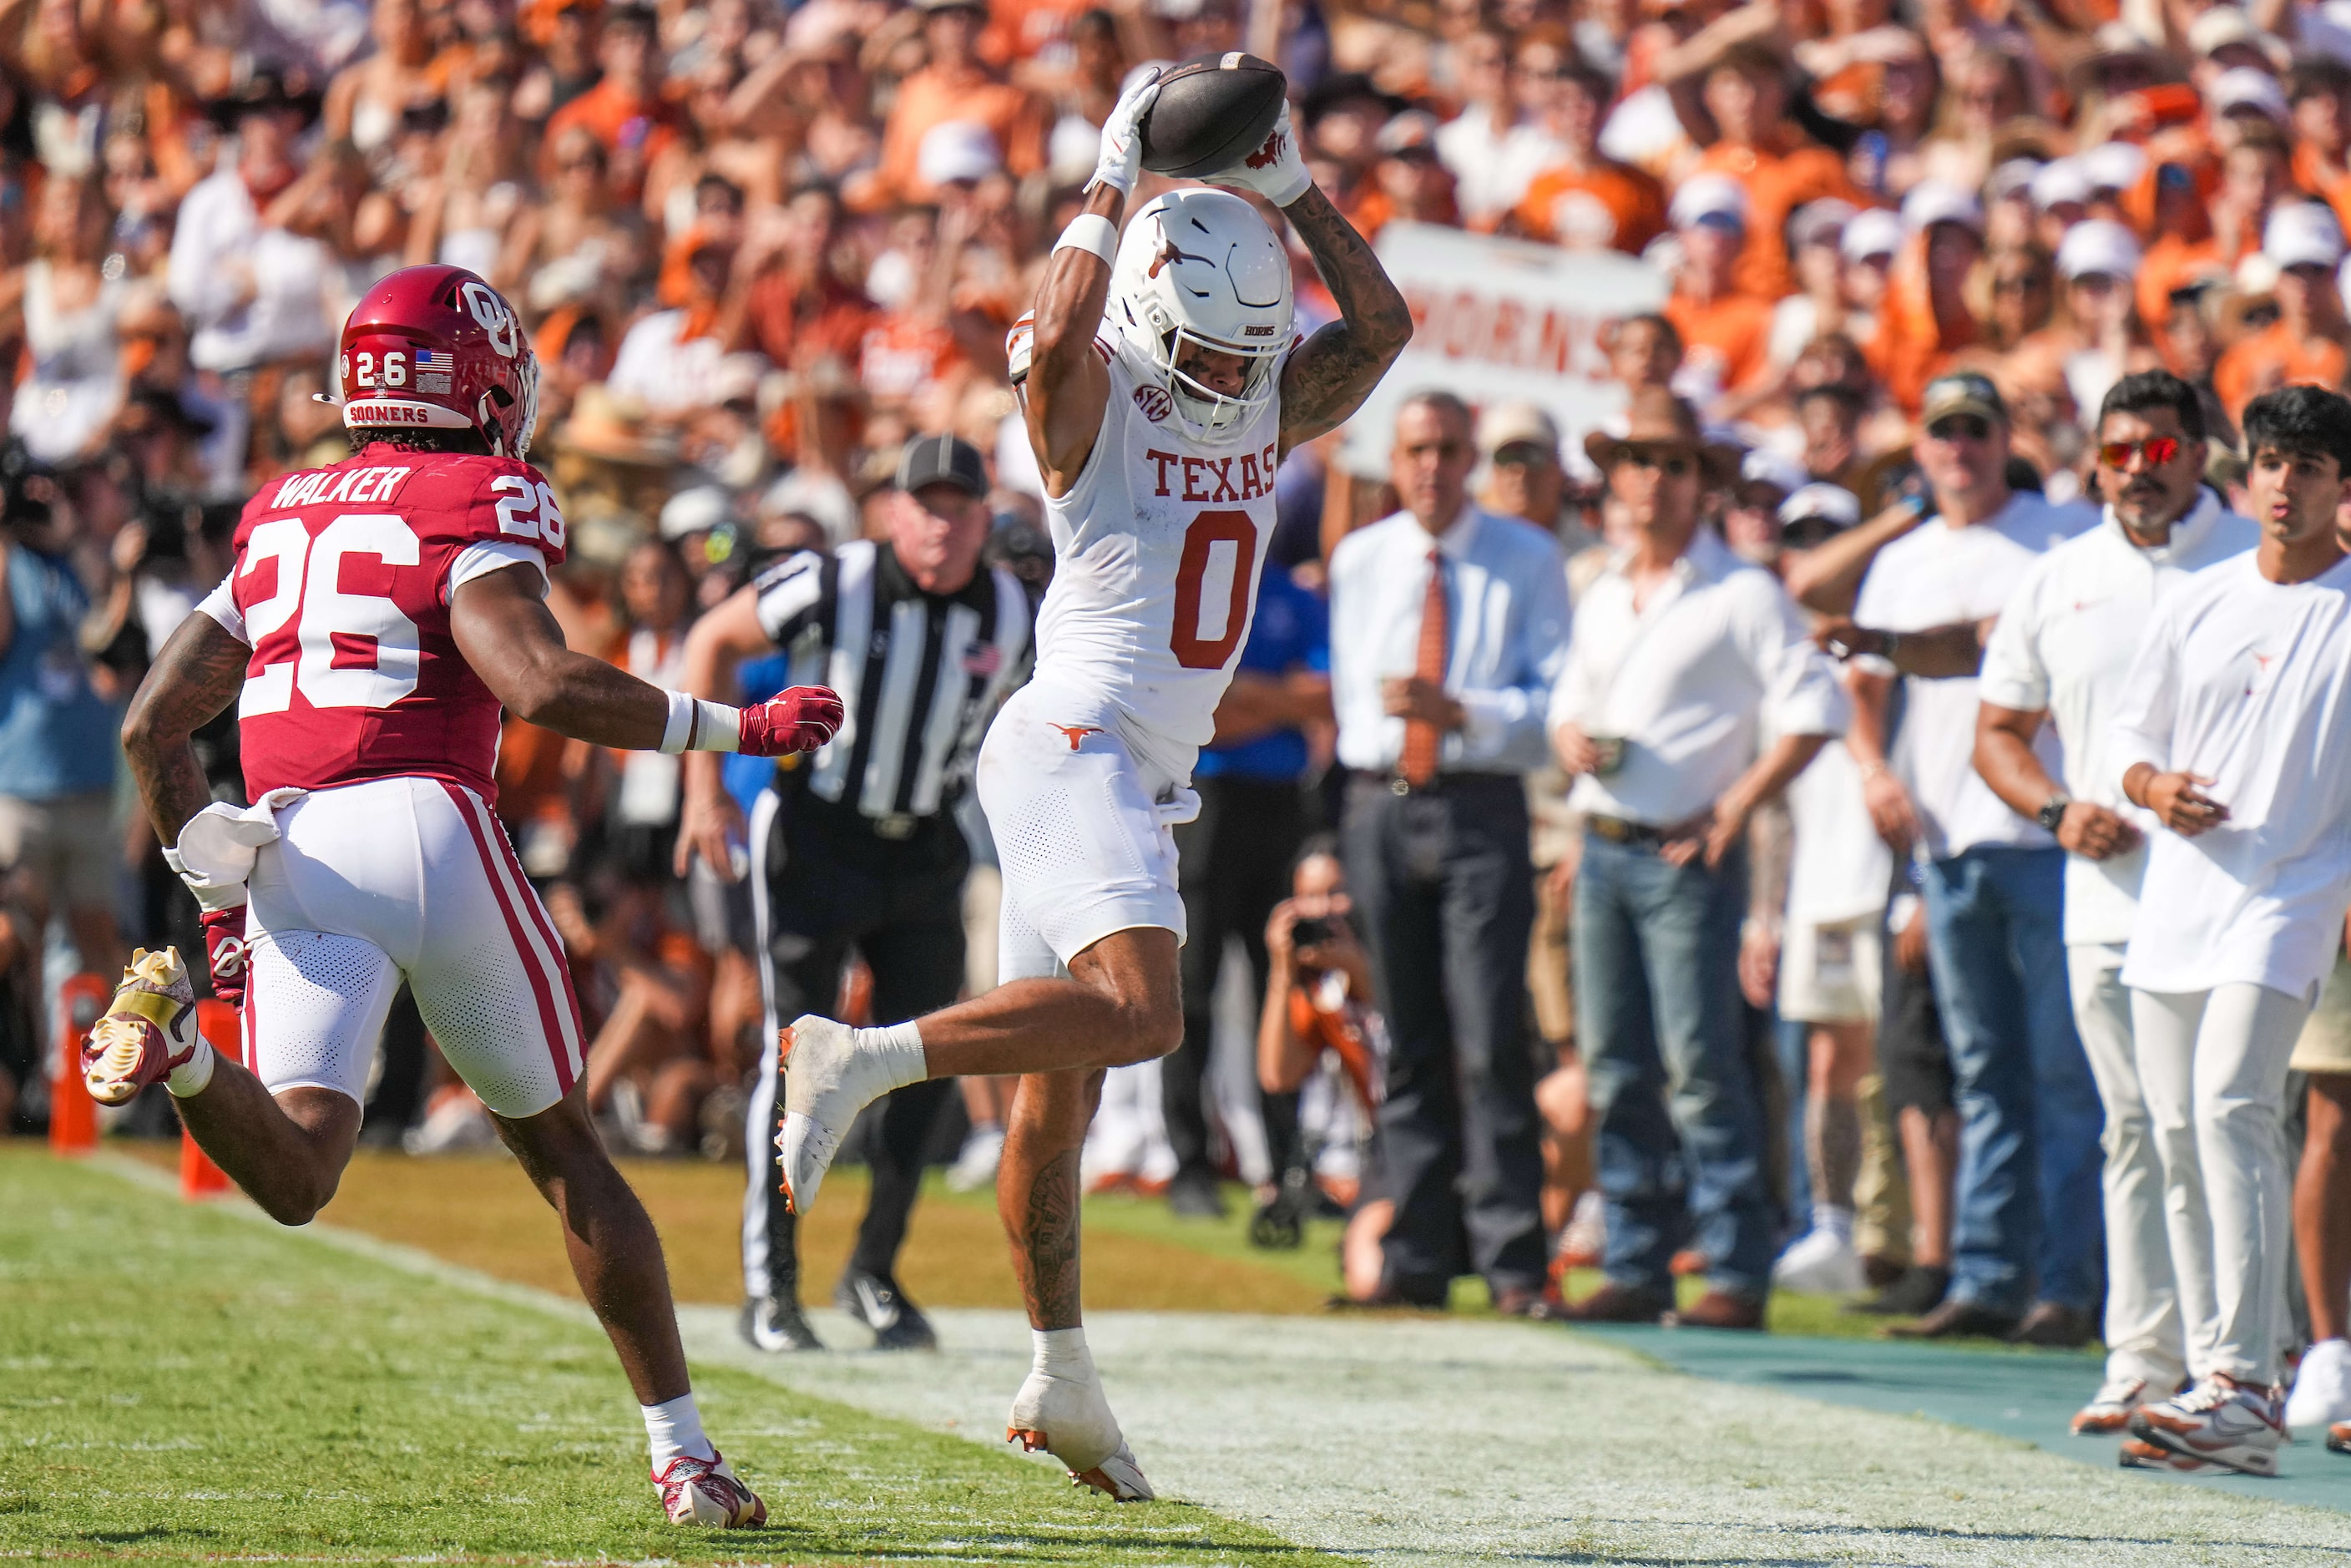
{"left": 0, "top": 1148, "right": 1337, "bottom": 1567}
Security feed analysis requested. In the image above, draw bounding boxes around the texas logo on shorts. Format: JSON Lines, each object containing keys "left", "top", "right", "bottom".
{"left": 1049, "top": 724, "right": 1102, "bottom": 751}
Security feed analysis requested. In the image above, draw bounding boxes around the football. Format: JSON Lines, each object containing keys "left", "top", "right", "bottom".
{"left": 1139, "top": 52, "right": 1289, "bottom": 180}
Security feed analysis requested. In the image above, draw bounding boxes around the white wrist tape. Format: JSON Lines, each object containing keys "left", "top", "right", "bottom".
{"left": 660, "top": 689, "right": 695, "bottom": 754}
{"left": 688, "top": 700, "right": 742, "bottom": 753}
{"left": 1054, "top": 214, "right": 1118, "bottom": 264}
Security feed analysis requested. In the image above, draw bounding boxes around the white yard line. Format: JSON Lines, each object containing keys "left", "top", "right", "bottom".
{"left": 86, "top": 1156, "right": 2351, "bottom": 1565}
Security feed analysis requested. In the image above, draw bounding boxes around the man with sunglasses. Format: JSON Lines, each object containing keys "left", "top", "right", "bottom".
{"left": 2101, "top": 384, "right": 2351, "bottom": 1474}
{"left": 1815, "top": 371, "right": 2101, "bottom": 1345}
{"left": 1551, "top": 387, "right": 1848, "bottom": 1330}
{"left": 1971, "top": 372, "right": 2257, "bottom": 1435}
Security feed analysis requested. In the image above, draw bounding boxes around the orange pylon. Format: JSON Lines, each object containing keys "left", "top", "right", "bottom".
{"left": 179, "top": 999, "right": 240, "bottom": 1198}
{"left": 47, "top": 971, "right": 109, "bottom": 1155}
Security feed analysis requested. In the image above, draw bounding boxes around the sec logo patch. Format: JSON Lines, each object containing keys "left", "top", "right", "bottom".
{"left": 1134, "top": 385, "right": 1172, "bottom": 422}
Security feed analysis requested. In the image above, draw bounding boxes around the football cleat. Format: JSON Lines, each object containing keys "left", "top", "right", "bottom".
{"left": 82, "top": 948, "right": 202, "bottom": 1105}
{"left": 738, "top": 1295, "right": 824, "bottom": 1353}
{"left": 775, "top": 1015, "right": 893, "bottom": 1216}
{"left": 2073, "top": 1374, "right": 2150, "bottom": 1435}
{"left": 2288, "top": 1338, "right": 2351, "bottom": 1429}
{"left": 654, "top": 1450, "right": 767, "bottom": 1527}
{"left": 2327, "top": 1419, "right": 2351, "bottom": 1455}
{"left": 835, "top": 1267, "right": 938, "bottom": 1351}
{"left": 1007, "top": 1363, "right": 1155, "bottom": 1501}
{"left": 2120, "top": 1435, "right": 2217, "bottom": 1472}
{"left": 2130, "top": 1379, "right": 2285, "bottom": 1476}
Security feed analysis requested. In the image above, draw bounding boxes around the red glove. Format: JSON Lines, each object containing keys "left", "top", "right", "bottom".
{"left": 201, "top": 904, "right": 252, "bottom": 1009}
{"left": 738, "top": 685, "right": 846, "bottom": 757}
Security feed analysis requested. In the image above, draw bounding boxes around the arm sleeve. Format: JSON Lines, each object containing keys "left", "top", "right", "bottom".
{"left": 2106, "top": 598, "right": 2185, "bottom": 787}
{"left": 1453, "top": 535, "right": 1571, "bottom": 771}
{"left": 447, "top": 540, "right": 550, "bottom": 599}
{"left": 195, "top": 570, "right": 248, "bottom": 644}
{"left": 751, "top": 551, "right": 831, "bottom": 644}
{"left": 1976, "top": 568, "right": 2051, "bottom": 712}
{"left": 1747, "top": 576, "right": 1849, "bottom": 739}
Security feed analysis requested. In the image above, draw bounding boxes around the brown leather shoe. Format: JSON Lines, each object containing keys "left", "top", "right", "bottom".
{"left": 1666, "top": 1288, "right": 1766, "bottom": 1330}
{"left": 1557, "top": 1282, "right": 1671, "bottom": 1323}
{"left": 2009, "top": 1301, "right": 2096, "bottom": 1348}
{"left": 1883, "top": 1297, "right": 2021, "bottom": 1340}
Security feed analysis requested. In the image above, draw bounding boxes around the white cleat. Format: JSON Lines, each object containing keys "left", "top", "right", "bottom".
{"left": 2289, "top": 1338, "right": 2351, "bottom": 1429}
{"left": 774, "top": 1014, "right": 892, "bottom": 1216}
{"left": 653, "top": 1450, "right": 767, "bottom": 1526}
{"left": 1007, "top": 1362, "right": 1155, "bottom": 1501}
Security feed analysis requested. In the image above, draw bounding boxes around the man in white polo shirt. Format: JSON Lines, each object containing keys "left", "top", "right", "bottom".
{"left": 2108, "top": 384, "right": 2351, "bottom": 1477}
{"left": 1815, "top": 371, "right": 2102, "bottom": 1344}
{"left": 1972, "top": 371, "right": 2257, "bottom": 1436}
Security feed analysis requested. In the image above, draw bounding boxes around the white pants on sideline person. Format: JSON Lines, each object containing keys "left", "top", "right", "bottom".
{"left": 2131, "top": 982, "right": 2309, "bottom": 1388}
{"left": 2070, "top": 944, "right": 2188, "bottom": 1390}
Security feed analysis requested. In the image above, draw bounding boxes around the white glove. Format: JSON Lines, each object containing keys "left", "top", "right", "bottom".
{"left": 1089, "top": 67, "right": 1164, "bottom": 197}
{"left": 1206, "top": 99, "right": 1311, "bottom": 208}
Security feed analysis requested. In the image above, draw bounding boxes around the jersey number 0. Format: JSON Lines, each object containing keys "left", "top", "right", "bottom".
{"left": 1169, "top": 509, "right": 1256, "bottom": 670}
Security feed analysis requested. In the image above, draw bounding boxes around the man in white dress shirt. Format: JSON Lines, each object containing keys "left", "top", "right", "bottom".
{"left": 1549, "top": 388, "right": 1849, "bottom": 1329}
{"left": 1327, "top": 391, "right": 1571, "bottom": 1313}
{"left": 2107, "top": 385, "right": 2351, "bottom": 1477}
{"left": 1817, "top": 372, "right": 2104, "bottom": 1346}
{"left": 1971, "top": 371, "right": 2258, "bottom": 1436}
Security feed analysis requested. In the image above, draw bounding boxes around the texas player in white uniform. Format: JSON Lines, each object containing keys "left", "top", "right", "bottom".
{"left": 87, "top": 266, "right": 843, "bottom": 1528}
{"left": 766, "top": 75, "right": 1410, "bottom": 1498}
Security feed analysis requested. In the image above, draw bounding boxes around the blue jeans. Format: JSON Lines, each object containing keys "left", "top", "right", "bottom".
{"left": 1922, "top": 846, "right": 2105, "bottom": 1313}
{"left": 1575, "top": 834, "right": 1775, "bottom": 1297}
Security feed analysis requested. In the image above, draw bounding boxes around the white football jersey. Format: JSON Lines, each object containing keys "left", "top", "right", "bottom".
{"left": 1029, "top": 331, "right": 1288, "bottom": 781}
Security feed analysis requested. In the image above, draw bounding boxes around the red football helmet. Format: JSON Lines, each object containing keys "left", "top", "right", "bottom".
{"left": 337, "top": 265, "right": 540, "bottom": 459}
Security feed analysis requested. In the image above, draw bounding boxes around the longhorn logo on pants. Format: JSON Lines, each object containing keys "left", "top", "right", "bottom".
{"left": 1049, "top": 725, "right": 1102, "bottom": 751}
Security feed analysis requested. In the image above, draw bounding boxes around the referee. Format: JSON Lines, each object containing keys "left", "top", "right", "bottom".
{"left": 679, "top": 434, "right": 1032, "bottom": 1351}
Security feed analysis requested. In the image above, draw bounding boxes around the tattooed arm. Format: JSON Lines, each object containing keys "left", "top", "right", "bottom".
{"left": 121, "top": 612, "right": 250, "bottom": 845}
{"left": 1276, "top": 185, "right": 1413, "bottom": 458}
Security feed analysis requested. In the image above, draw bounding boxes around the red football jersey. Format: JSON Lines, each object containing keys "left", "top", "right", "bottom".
{"left": 223, "top": 442, "right": 568, "bottom": 806}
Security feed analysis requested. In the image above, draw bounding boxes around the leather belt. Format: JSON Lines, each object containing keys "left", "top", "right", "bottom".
{"left": 1585, "top": 814, "right": 1674, "bottom": 847}
{"left": 1363, "top": 770, "right": 1519, "bottom": 798}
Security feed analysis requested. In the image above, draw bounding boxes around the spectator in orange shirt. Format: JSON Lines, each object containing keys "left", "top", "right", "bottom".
{"left": 1661, "top": 173, "right": 1776, "bottom": 413}
{"left": 2214, "top": 203, "right": 2351, "bottom": 417}
{"left": 876, "top": 0, "right": 1049, "bottom": 205}
{"left": 2292, "top": 58, "right": 2351, "bottom": 237}
{"left": 736, "top": 183, "right": 877, "bottom": 375}
{"left": 543, "top": 6, "right": 679, "bottom": 206}
{"left": 1510, "top": 58, "right": 1666, "bottom": 255}
{"left": 1350, "top": 113, "right": 1462, "bottom": 240}
{"left": 1661, "top": 33, "right": 1861, "bottom": 300}
{"left": 1877, "top": 180, "right": 1984, "bottom": 412}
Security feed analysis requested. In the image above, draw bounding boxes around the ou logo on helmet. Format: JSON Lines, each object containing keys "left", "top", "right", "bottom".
{"left": 460, "top": 280, "right": 519, "bottom": 359}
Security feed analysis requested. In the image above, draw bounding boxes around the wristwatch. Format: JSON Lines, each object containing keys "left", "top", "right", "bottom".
{"left": 2035, "top": 793, "right": 2071, "bottom": 832}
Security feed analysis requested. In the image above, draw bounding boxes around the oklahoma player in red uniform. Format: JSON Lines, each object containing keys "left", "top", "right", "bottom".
{"left": 93, "top": 266, "right": 842, "bottom": 1527}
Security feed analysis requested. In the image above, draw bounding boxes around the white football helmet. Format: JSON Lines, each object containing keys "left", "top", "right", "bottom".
{"left": 1108, "top": 188, "right": 1293, "bottom": 445}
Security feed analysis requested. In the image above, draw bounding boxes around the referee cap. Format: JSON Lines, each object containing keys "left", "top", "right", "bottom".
{"left": 894, "top": 432, "right": 988, "bottom": 498}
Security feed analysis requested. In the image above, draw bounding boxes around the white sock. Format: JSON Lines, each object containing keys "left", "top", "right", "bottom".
{"left": 1034, "top": 1326, "right": 1093, "bottom": 1378}
{"left": 166, "top": 1037, "right": 215, "bottom": 1099}
{"left": 1813, "top": 1205, "right": 1855, "bottom": 1242}
{"left": 642, "top": 1391, "right": 715, "bottom": 1472}
{"left": 857, "top": 1020, "right": 930, "bottom": 1092}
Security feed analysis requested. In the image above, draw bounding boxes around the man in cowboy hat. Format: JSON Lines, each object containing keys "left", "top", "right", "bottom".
{"left": 1552, "top": 386, "right": 1849, "bottom": 1330}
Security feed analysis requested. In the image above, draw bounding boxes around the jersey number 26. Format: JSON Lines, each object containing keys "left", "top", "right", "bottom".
{"left": 238, "top": 513, "right": 422, "bottom": 716}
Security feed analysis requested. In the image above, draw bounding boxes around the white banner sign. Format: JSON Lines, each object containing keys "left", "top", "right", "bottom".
{"left": 1338, "top": 222, "right": 1668, "bottom": 478}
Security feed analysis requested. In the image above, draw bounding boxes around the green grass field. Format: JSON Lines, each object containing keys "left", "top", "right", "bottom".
{"left": 0, "top": 1148, "right": 1333, "bottom": 1567}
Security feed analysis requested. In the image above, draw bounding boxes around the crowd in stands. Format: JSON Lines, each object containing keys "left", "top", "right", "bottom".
{"left": 18, "top": 0, "right": 2351, "bottom": 1452}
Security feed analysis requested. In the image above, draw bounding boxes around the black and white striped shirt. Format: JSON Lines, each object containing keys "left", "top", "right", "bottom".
{"left": 751, "top": 539, "right": 1031, "bottom": 827}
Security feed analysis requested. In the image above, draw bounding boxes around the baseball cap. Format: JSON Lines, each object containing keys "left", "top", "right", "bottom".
{"left": 1778, "top": 482, "right": 1861, "bottom": 531}
{"left": 1477, "top": 401, "right": 1561, "bottom": 458}
{"left": 1901, "top": 180, "right": 1984, "bottom": 235}
{"left": 2057, "top": 219, "right": 2142, "bottom": 280}
{"left": 1741, "top": 447, "right": 1807, "bottom": 497}
{"left": 1788, "top": 198, "right": 1858, "bottom": 252}
{"left": 1920, "top": 371, "right": 2008, "bottom": 427}
{"left": 1988, "top": 159, "right": 2044, "bottom": 203}
{"left": 2081, "top": 139, "right": 2148, "bottom": 194}
{"left": 660, "top": 484, "right": 732, "bottom": 541}
{"left": 1841, "top": 207, "right": 1904, "bottom": 263}
{"left": 2030, "top": 157, "right": 2093, "bottom": 211}
{"left": 2211, "top": 64, "right": 2290, "bottom": 123}
{"left": 1670, "top": 173, "right": 1748, "bottom": 232}
{"left": 895, "top": 432, "right": 989, "bottom": 497}
{"left": 2191, "top": 6, "right": 2284, "bottom": 63}
{"left": 2268, "top": 201, "right": 2348, "bottom": 269}
{"left": 917, "top": 119, "right": 1001, "bottom": 188}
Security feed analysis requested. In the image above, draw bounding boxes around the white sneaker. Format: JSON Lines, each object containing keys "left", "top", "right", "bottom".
{"left": 774, "top": 1014, "right": 896, "bottom": 1216}
{"left": 1007, "top": 1362, "right": 1155, "bottom": 1501}
{"left": 2288, "top": 1338, "right": 2351, "bottom": 1429}
{"left": 947, "top": 1122, "right": 1006, "bottom": 1193}
{"left": 2131, "top": 1379, "right": 2286, "bottom": 1476}
{"left": 1556, "top": 1188, "right": 1606, "bottom": 1269}
{"left": 1772, "top": 1225, "right": 1866, "bottom": 1295}
{"left": 2071, "top": 1373, "right": 2150, "bottom": 1434}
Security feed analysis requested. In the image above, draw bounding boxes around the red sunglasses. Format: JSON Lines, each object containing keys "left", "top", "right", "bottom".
{"left": 2098, "top": 436, "right": 2182, "bottom": 468}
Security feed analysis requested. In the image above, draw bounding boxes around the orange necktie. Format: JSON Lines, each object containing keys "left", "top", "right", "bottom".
{"left": 1400, "top": 549, "right": 1448, "bottom": 787}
